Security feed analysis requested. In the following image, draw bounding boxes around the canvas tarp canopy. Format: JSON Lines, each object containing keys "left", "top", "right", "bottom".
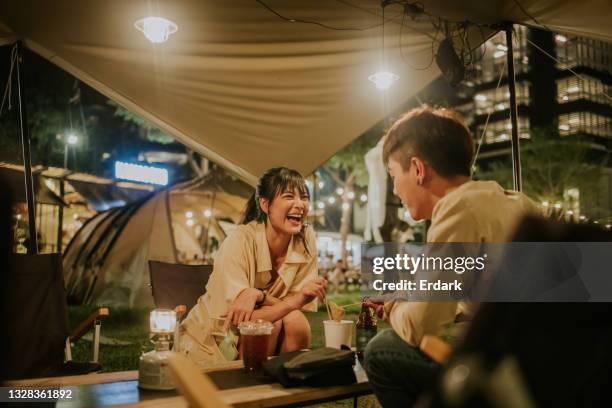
{"left": 63, "top": 171, "right": 252, "bottom": 307}
{"left": 1, "top": 1, "right": 611, "bottom": 184}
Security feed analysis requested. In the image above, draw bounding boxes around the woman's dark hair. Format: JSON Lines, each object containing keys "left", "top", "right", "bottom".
{"left": 242, "top": 167, "right": 311, "bottom": 252}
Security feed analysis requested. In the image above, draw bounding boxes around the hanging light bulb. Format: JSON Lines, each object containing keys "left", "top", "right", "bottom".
{"left": 369, "top": 71, "right": 400, "bottom": 90}
{"left": 135, "top": 17, "right": 178, "bottom": 44}
{"left": 369, "top": 4, "right": 399, "bottom": 91}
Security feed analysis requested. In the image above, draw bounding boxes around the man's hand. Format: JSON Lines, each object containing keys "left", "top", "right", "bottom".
{"left": 222, "top": 288, "right": 262, "bottom": 330}
{"left": 365, "top": 297, "right": 385, "bottom": 319}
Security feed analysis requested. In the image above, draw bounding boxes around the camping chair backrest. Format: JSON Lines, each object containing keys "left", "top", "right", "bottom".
{"left": 148, "top": 261, "right": 213, "bottom": 313}
{"left": 5, "top": 253, "right": 69, "bottom": 379}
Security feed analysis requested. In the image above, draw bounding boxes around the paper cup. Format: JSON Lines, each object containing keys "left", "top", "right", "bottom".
{"left": 323, "top": 320, "right": 353, "bottom": 349}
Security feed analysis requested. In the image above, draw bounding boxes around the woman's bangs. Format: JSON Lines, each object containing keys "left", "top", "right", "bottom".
{"left": 273, "top": 171, "right": 310, "bottom": 199}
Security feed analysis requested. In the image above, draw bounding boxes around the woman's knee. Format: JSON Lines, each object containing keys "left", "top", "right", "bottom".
{"left": 282, "top": 310, "right": 311, "bottom": 345}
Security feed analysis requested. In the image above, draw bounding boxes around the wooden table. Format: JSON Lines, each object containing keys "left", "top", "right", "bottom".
{"left": 7, "top": 360, "right": 372, "bottom": 407}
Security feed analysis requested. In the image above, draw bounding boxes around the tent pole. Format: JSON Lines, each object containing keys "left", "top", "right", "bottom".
{"left": 15, "top": 41, "right": 38, "bottom": 253}
{"left": 504, "top": 24, "right": 523, "bottom": 192}
{"left": 57, "top": 178, "right": 65, "bottom": 253}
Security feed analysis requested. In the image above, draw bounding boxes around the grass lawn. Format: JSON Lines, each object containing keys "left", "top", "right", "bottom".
{"left": 68, "top": 292, "right": 387, "bottom": 407}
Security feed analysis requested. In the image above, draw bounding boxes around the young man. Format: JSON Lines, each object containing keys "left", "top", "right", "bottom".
{"left": 363, "top": 106, "right": 539, "bottom": 408}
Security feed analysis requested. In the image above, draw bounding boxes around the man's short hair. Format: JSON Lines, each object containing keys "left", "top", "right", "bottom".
{"left": 382, "top": 106, "right": 474, "bottom": 178}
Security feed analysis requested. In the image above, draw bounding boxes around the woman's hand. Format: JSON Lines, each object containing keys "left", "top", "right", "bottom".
{"left": 300, "top": 277, "right": 328, "bottom": 303}
{"left": 222, "top": 288, "right": 262, "bottom": 330}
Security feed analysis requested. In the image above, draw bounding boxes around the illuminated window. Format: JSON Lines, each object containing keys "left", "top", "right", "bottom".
{"left": 556, "top": 75, "right": 612, "bottom": 106}
{"left": 473, "top": 26, "right": 530, "bottom": 84}
{"left": 558, "top": 112, "right": 612, "bottom": 138}
{"left": 473, "top": 82, "right": 530, "bottom": 115}
{"left": 555, "top": 36, "right": 612, "bottom": 75}
{"left": 476, "top": 117, "right": 531, "bottom": 144}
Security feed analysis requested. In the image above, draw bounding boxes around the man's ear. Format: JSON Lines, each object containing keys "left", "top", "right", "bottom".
{"left": 259, "top": 197, "right": 269, "bottom": 215}
{"left": 412, "top": 157, "right": 427, "bottom": 185}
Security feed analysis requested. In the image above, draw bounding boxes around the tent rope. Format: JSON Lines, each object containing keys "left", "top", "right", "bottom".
{"left": 471, "top": 57, "right": 507, "bottom": 175}
{"left": 0, "top": 44, "right": 18, "bottom": 116}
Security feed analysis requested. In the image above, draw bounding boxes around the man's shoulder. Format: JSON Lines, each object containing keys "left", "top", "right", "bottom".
{"left": 429, "top": 180, "right": 540, "bottom": 242}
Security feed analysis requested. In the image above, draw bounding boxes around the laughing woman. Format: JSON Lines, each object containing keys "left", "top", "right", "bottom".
{"left": 179, "top": 167, "right": 327, "bottom": 366}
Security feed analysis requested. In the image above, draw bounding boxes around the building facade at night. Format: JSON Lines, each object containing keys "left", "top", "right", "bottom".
{"left": 454, "top": 26, "right": 612, "bottom": 222}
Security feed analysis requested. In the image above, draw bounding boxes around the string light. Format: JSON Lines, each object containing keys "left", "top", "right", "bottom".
{"left": 347, "top": 191, "right": 355, "bottom": 200}
{"left": 336, "top": 188, "right": 344, "bottom": 195}
{"left": 360, "top": 194, "right": 368, "bottom": 202}
{"left": 342, "top": 202, "right": 350, "bottom": 210}
{"left": 203, "top": 209, "right": 212, "bottom": 218}
{"left": 328, "top": 197, "right": 336, "bottom": 204}
{"left": 317, "top": 202, "right": 325, "bottom": 209}
{"left": 185, "top": 211, "right": 193, "bottom": 219}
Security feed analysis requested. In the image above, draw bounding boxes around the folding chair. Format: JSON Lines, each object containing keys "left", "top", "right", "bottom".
{"left": 4, "top": 253, "right": 109, "bottom": 379}
{"left": 148, "top": 261, "right": 213, "bottom": 313}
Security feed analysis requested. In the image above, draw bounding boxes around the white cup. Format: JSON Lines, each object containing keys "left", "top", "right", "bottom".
{"left": 323, "top": 320, "right": 353, "bottom": 349}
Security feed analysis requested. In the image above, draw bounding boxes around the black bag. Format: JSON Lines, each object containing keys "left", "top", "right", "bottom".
{"left": 263, "top": 347, "right": 357, "bottom": 387}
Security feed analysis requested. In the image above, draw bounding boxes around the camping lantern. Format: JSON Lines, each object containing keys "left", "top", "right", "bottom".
{"left": 138, "top": 309, "right": 177, "bottom": 390}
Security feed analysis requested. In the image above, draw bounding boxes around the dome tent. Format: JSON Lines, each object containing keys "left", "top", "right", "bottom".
{"left": 63, "top": 171, "right": 252, "bottom": 307}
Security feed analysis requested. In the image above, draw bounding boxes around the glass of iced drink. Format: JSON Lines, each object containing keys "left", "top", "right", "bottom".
{"left": 238, "top": 319, "right": 273, "bottom": 372}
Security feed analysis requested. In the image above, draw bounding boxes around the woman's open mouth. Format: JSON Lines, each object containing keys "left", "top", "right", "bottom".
{"left": 286, "top": 214, "right": 303, "bottom": 226}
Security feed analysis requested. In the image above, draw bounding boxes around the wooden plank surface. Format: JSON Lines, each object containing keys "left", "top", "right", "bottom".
{"left": 8, "top": 360, "right": 371, "bottom": 408}
{"left": 6, "top": 370, "right": 139, "bottom": 387}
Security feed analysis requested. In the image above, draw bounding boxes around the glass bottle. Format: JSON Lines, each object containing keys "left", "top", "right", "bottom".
{"left": 355, "top": 299, "right": 377, "bottom": 360}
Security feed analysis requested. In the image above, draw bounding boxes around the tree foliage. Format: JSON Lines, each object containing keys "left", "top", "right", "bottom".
{"left": 108, "top": 100, "right": 175, "bottom": 145}
{"left": 475, "top": 128, "right": 609, "bottom": 217}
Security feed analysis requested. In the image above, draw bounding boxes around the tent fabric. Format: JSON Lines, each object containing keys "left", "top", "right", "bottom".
{"left": 1, "top": 1, "right": 611, "bottom": 183}
{"left": 68, "top": 179, "right": 153, "bottom": 211}
{"left": 63, "top": 172, "right": 251, "bottom": 307}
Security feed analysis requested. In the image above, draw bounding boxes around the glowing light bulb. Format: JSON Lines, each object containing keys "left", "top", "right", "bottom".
{"left": 317, "top": 202, "right": 325, "bottom": 209}
{"left": 203, "top": 209, "right": 212, "bottom": 218}
{"left": 67, "top": 134, "right": 78, "bottom": 145}
{"left": 368, "top": 71, "right": 399, "bottom": 91}
{"left": 360, "top": 194, "right": 368, "bottom": 202}
{"left": 342, "top": 202, "right": 350, "bottom": 210}
{"left": 185, "top": 211, "right": 193, "bottom": 219}
{"left": 135, "top": 17, "right": 178, "bottom": 44}
{"left": 328, "top": 197, "right": 336, "bottom": 204}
